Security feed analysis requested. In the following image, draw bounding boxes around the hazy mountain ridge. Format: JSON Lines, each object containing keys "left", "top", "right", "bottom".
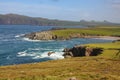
{"left": 0, "top": 13, "right": 119, "bottom": 26}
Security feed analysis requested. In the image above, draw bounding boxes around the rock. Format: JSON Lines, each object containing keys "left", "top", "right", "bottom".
{"left": 85, "top": 47, "right": 93, "bottom": 56}
{"left": 24, "top": 31, "right": 56, "bottom": 40}
{"left": 68, "top": 77, "right": 77, "bottom": 80}
{"left": 63, "top": 52, "right": 73, "bottom": 58}
{"left": 48, "top": 52, "right": 55, "bottom": 56}
{"left": 63, "top": 45, "right": 103, "bottom": 58}
{"left": 63, "top": 48, "right": 70, "bottom": 52}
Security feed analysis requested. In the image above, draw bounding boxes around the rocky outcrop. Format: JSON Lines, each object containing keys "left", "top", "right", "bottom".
{"left": 24, "top": 31, "right": 95, "bottom": 40}
{"left": 63, "top": 46, "right": 103, "bottom": 58}
{"left": 24, "top": 31, "right": 57, "bottom": 40}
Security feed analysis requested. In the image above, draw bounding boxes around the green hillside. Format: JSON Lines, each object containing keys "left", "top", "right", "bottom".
{"left": 52, "top": 26, "right": 120, "bottom": 38}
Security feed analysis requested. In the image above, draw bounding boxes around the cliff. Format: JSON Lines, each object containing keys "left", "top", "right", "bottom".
{"left": 24, "top": 31, "right": 56, "bottom": 40}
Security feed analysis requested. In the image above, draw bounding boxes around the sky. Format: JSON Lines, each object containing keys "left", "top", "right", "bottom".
{"left": 0, "top": 0, "right": 120, "bottom": 23}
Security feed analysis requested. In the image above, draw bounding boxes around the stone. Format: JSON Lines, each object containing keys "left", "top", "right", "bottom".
{"left": 63, "top": 45, "right": 103, "bottom": 58}
{"left": 69, "top": 77, "right": 77, "bottom": 80}
{"left": 48, "top": 52, "right": 55, "bottom": 56}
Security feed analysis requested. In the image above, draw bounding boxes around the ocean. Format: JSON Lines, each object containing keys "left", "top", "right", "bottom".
{"left": 0, "top": 25, "right": 112, "bottom": 66}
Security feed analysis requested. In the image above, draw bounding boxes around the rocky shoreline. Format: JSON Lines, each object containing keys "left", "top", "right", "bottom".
{"left": 24, "top": 30, "right": 120, "bottom": 58}
{"left": 24, "top": 30, "right": 120, "bottom": 40}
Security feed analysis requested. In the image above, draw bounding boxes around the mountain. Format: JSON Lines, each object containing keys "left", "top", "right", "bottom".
{"left": 0, "top": 14, "right": 81, "bottom": 26}
{"left": 0, "top": 13, "right": 120, "bottom": 26}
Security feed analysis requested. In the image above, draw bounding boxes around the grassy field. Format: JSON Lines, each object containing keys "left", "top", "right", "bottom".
{"left": 85, "top": 41, "right": 120, "bottom": 59}
{"left": 0, "top": 57, "right": 120, "bottom": 80}
{"left": 52, "top": 27, "right": 120, "bottom": 38}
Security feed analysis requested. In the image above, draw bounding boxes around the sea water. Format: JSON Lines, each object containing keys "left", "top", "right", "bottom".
{"left": 0, "top": 25, "right": 112, "bottom": 66}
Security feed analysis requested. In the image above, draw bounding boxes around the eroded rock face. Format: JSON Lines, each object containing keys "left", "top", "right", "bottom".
{"left": 63, "top": 46, "right": 103, "bottom": 58}
{"left": 24, "top": 31, "right": 57, "bottom": 40}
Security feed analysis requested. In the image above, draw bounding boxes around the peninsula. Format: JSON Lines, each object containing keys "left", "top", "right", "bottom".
{"left": 24, "top": 26, "right": 120, "bottom": 40}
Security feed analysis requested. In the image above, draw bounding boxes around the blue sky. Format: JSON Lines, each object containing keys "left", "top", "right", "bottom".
{"left": 0, "top": 0, "right": 120, "bottom": 23}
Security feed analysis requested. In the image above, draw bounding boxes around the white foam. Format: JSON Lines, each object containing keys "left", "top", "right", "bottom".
{"left": 28, "top": 48, "right": 51, "bottom": 51}
{"left": 40, "top": 51, "right": 64, "bottom": 60}
{"left": 17, "top": 49, "right": 64, "bottom": 60}
{"left": 22, "top": 37, "right": 55, "bottom": 42}
{"left": 17, "top": 51, "right": 28, "bottom": 57}
{"left": 15, "top": 34, "right": 24, "bottom": 38}
{"left": 49, "top": 52, "right": 64, "bottom": 59}
{"left": 23, "top": 38, "right": 42, "bottom": 42}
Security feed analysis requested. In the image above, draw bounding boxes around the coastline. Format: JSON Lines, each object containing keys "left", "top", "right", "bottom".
{"left": 85, "top": 36, "right": 120, "bottom": 40}
{"left": 24, "top": 27, "right": 120, "bottom": 41}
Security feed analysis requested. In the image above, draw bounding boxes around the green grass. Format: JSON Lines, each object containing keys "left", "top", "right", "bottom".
{"left": 85, "top": 41, "right": 120, "bottom": 59}
{"left": 0, "top": 57, "right": 120, "bottom": 80}
{"left": 85, "top": 41, "right": 120, "bottom": 49}
{"left": 52, "top": 27, "right": 120, "bottom": 38}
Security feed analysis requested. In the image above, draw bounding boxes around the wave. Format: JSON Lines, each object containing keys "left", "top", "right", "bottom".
{"left": 22, "top": 37, "right": 55, "bottom": 42}
{"left": 17, "top": 49, "right": 64, "bottom": 60}
{"left": 39, "top": 51, "right": 64, "bottom": 60}
{"left": 28, "top": 48, "right": 52, "bottom": 51}
{"left": 17, "top": 51, "right": 28, "bottom": 57}
{"left": 15, "top": 34, "right": 25, "bottom": 38}
{"left": 22, "top": 38, "right": 42, "bottom": 42}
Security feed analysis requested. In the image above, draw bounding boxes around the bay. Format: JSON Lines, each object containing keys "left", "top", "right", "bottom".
{"left": 0, "top": 25, "right": 112, "bottom": 66}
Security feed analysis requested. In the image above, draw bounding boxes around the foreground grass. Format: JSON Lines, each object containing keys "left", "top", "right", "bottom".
{"left": 52, "top": 27, "right": 120, "bottom": 38}
{"left": 0, "top": 57, "right": 120, "bottom": 80}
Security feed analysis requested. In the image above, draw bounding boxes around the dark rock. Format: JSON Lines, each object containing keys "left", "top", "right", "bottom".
{"left": 63, "top": 52, "right": 73, "bottom": 58}
{"left": 63, "top": 46, "right": 103, "bottom": 58}
{"left": 48, "top": 52, "right": 55, "bottom": 56}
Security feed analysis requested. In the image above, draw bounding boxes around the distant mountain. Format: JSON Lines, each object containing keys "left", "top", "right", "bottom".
{"left": 79, "top": 20, "right": 120, "bottom": 27}
{"left": 0, "top": 14, "right": 81, "bottom": 26}
{"left": 0, "top": 13, "right": 119, "bottom": 26}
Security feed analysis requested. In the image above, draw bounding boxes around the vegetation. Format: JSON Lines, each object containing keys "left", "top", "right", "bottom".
{"left": 85, "top": 41, "right": 120, "bottom": 59}
{"left": 0, "top": 57, "right": 120, "bottom": 80}
{"left": 52, "top": 27, "right": 120, "bottom": 38}
{"left": 0, "top": 14, "right": 120, "bottom": 26}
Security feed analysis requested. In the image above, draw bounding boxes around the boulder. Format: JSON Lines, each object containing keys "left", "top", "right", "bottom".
{"left": 63, "top": 46, "right": 103, "bottom": 58}
{"left": 48, "top": 52, "right": 55, "bottom": 56}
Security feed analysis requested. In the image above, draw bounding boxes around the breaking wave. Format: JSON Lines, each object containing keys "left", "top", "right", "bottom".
{"left": 17, "top": 48, "right": 64, "bottom": 60}
{"left": 22, "top": 37, "right": 55, "bottom": 42}
{"left": 15, "top": 34, "right": 25, "bottom": 38}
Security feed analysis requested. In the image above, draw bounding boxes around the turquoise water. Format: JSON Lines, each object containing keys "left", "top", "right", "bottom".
{"left": 0, "top": 25, "right": 112, "bottom": 66}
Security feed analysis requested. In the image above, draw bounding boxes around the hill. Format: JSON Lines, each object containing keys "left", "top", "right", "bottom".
{"left": 0, "top": 14, "right": 120, "bottom": 26}
{"left": 0, "top": 14, "right": 81, "bottom": 26}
